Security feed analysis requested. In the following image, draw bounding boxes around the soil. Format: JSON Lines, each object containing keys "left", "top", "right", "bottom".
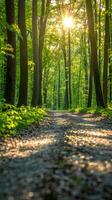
{"left": 0, "top": 111, "right": 112, "bottom": 200}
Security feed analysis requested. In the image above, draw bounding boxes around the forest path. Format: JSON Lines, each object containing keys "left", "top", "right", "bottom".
{"left": 0, "top": 111, "right": 112, "bottom": 200}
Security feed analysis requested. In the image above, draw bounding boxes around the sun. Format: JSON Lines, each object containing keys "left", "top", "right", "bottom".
{"left": 63, "top": 16, "right": 73, "bottom": 28}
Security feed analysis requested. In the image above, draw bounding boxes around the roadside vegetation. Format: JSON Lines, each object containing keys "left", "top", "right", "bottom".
{"left": 0, "top": 104, "right": 46, "bottom": 137}
{"left": 70, "top": 104, "right": 112, "bottom": 119}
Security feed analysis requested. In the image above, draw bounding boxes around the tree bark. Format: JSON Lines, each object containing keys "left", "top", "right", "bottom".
{"left": 18, "top": 0, "right": 28, "bottom": 106}
{"left": 88, "top": 47, "right": 93, "bottom": 107}
{"left": 31, "top": 0, "right": 39, "bottom": 106}
{"left": 37, "top": 0, "right": 51, "bottom": 106}
{"left": 4, "top": 0, "right": 16, "bottom": 105}
{"left": 109, "top": 0, "right": 112, "bottom": 101}
{"left": 62, "top": 46, "right": 69, "bottom": 109}
{"left": 103, "top": 0, "right": 110, "bottom": 105}
{"left": 98, "top": 0, "right": 102, "bottom": 72}
{"left": 58, "top": 61, "right": 61, "bottom": 109}
{"left": 68, "top": 28, "right": 72, "bottom": 108}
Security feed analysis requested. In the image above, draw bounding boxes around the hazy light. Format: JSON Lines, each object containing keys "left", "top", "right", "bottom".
{"left": 63, "top": 16, "right": 73, "bottom": 28}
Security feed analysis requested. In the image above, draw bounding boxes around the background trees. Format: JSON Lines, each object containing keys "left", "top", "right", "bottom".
{"left": 86, "top": 0, "right": 105, "bottom": 107}
{"left": 0, "top": 0, "right": 112, "bottom": 109}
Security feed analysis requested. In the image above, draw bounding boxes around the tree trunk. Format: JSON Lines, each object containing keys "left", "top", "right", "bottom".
{"left": 31, "top": 0, "right": 39, "bottom": 106}
{"left": 18, "top": 0, "right": 28, "bottom": 106}
{"left": 43, "top": 65, "right": 49, "bottom": 106}
{"left": 58, "top": 61, "right": 61, "bottom": 109}
{"left": 4, "top": 0, "right": 16, "bottom": 105}
{"left": 63, "top": 47, "right": 69, "bottom": 109}
{"left": 68, "top": 28, "right": 72, "bottom": 108}
{"left": 98, "top": 0, "right": 102, "bottom": 72}
{"left": 88, "top": 48, "right": 93, "bottom": 107}
{"left": 37, "top": 0, "right": 51, "bottom": 106}
{"left": 86, "top": 0, "right": 105, "bottom": 107}
{"left": 103, "top": 0, "right": 110, "bottom": 105}
{"left": 109, "top": 0, "right": 112, "bottom": 101}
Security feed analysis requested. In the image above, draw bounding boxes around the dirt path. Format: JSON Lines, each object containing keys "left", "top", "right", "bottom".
{"left": 0, "top": 111, "right": 112, "bottom": 200}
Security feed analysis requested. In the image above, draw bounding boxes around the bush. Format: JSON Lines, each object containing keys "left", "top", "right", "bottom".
{"left": 0, "top": 104, "right": 46, "bottom": 137}
{"left": 70, "top": 105, "right": 112, "bottom": 119}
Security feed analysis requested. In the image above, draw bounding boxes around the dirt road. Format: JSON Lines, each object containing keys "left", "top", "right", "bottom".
{"left": 0, "top": 111, "right": 112, "bottom": 200}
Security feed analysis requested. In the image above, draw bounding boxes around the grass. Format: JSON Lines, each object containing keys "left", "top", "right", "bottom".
{"left": 0, "top": 104, "right": 47, "bottom": 138}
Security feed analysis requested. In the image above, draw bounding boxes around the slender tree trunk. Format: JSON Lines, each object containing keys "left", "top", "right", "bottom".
{"left": 103, "top": 0, "right": 110, "bottom": 105}
{"left": 63, "top": 47, "right": 69, "bottom": 109}
{"left": 109, "top": 0, "right": 112, "bottom": 101}
{"left": 37, "top": 0, "right": 51, "bottom": 106}
{"left": 77, "top": 59, "right": 81, "bottom": 107}
{"left": 58, "top": 61, "right": 61, "bottom": 109}
{"left": 31, "top": 0, "right": 39, "bottom": 106}
{"left": 88, "top": 48, "right": 93, "bottom": 107}
{"left": 68, "top": 28, "right": 72, "bottom": 108}
{"left": 18, "top": 0, "right": 28, "bottom": 106}
{"left": 53, "top": 78, "right": 57, "bottom": 110}
{"left": 86, "top": 0, "right": 105, "bottom": 107}
{"left": 98, "top": 0, "right": 102, "bottom": 72}
{"left": 4, "top": 0, "right": 16, "bottom": 105}
{"left": 83, "top": 24, "right": 88, "bottom": 106}
{"left": 43, "top": 66, "right": 49, "bottom": 105}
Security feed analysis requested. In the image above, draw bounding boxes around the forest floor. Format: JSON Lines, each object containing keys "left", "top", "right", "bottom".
{"left": 0, "top": 111, "right": 112, "bottom": 200}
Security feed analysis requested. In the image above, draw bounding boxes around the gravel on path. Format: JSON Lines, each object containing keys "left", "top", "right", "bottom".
{"left": 0, "top": 111, "right": 112, "bottom": 200}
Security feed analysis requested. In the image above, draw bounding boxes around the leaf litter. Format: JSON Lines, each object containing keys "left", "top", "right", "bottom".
{"left": 0, "top": 111, "right": 112, "bottom": 200}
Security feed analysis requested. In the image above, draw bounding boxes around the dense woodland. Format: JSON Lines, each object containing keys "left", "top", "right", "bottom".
{"left": 0, "top": 1, "right": 112, "bottom": 199}
{"left": 0, "top": 0, "right": 112, "bottom": 110}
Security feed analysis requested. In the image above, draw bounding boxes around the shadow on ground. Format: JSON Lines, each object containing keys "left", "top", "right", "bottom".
{"left": 0, "top": 112, "right": 112, "bottom": 200}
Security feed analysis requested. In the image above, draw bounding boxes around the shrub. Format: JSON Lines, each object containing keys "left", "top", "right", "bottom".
{"left": 0, "top": 104, "right": 46, "bottom": 137}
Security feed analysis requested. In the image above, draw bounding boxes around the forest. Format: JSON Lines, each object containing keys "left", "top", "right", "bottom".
{"left": 0, "top": 0, "right": 112, "bottom": 200}
{"left": 0, "top": 0, "right": 112, "bottom": 109}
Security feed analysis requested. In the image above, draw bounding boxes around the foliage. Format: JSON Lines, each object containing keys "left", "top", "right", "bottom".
{"left": 0, "top": 104, "right": 46, "bottom": 137}
{"left": 70, "top": 104, "right": 112, "bottom": 119}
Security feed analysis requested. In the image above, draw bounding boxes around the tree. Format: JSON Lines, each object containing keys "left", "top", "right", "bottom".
{"left": 4, "top": 0, "right": 16, "bottom": 105}
{"left": 103, "top": 0, "right": 110, "bottom": 105}
{"left": 37, "top": 0, "right": 51, "bottom": 106}
{"left": 86, "top": 0, "right": 105, "bottom": 107}
{"left": 31, "top": 0, "right": 39, "bottom": 106}
{"left": 109, "top": 1, "right": 112, "bottom": 101}
{"left": 58, "top": 61, "right": 61, "bottom": 109}
{"left": 18, "top": 0, "right": 28, "bottom": 106}
{"left": 62, "top": 43, "right": 69, "bottom": 109}
{"left": 88, "top": 47, "right": 93, "bottom": 107}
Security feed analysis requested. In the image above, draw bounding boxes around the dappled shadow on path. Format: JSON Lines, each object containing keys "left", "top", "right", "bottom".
{"left": 0, "top": 112, "right": 112, "bottom": 200}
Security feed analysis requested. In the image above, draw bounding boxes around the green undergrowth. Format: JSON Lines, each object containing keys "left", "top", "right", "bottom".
{"left": 70, "top": 104, "right": 112, "bottom": 119}
{"left": 0, "top": 104, "right": 47, "bottom": 138}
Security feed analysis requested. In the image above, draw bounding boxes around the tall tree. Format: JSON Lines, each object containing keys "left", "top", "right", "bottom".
{"left": 103, "top": 0, "right": 110, "bottom": 105}
{"left": 37, "top": 0, "right": 51, "bottom": 106}
{"left": 68, "top": 0, "right": 72, "bottom": 108}
{"left": 88, "top": 47, "right": 93, "bottom": 107}
{"left": 62, "top": 42, "right": 69, "bottom": 109}
{"left": 31, "top": 0, "right": 39, "bottom": 106}
{"left": 68, "top": 27, "right": 72, "bottom": 108}
{"left": 18, "top": 0, "right": 28, "bottom": 106}
{"left": 86, "top": 0, "right": 105, "bottom": 107}
{"left": 58, "top": 61, "right": 61, "bottom": 109}
{"left": 4, "top": 0, "right": 16, "bottom": 105}
{"left": 98, "top": 0, "right": 102, "bottom": 72}
{"left": 109, "top": 0, "right": 112, "bottom": 101}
